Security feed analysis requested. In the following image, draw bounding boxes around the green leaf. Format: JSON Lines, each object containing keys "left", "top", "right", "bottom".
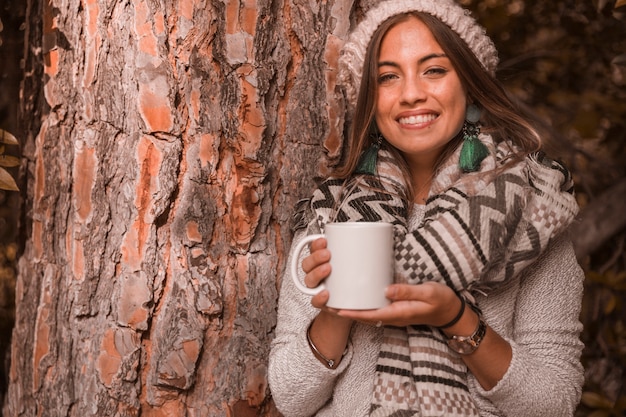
{"left": 0, "top": 129, "right": 18, "bottom": 145}
{"left": 0, "top": 155, "right": 20, "bottom": 168}
{"left": 0, "top": 167, "right": 18, "bottom": 191}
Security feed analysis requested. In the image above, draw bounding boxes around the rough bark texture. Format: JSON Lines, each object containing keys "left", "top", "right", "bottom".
{"left": 5, "top": 0, "right": 359, "bottom": 415}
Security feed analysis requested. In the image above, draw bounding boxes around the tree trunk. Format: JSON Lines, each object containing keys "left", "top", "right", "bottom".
{"left": 5, "top": 0, "right": 357, "bottom": 415}
{"left": 570, "top": 178, "right": 626, "bottom": 262}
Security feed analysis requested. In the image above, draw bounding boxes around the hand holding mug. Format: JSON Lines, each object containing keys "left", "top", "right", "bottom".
{"left": 290, "top": 222, "right": 394, "bottom": 310}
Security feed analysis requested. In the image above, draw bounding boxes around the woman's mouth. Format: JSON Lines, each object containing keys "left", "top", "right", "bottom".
{"left": 398, "top": 113, "right": 438, "bottom": 125}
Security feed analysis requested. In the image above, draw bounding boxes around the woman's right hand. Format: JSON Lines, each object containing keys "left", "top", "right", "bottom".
{"left": 301, "top": 237, "right": 354, "bottom": 368}
{"left": 301, "top": 237, "right": 334, "bottom": 309}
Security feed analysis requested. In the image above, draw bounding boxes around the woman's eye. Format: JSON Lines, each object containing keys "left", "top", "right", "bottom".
{"left": 425, "top": 67, "right": 448, "bottom": 76}
{"left": 377, "top": 73, "right": 397, "bottom": 84}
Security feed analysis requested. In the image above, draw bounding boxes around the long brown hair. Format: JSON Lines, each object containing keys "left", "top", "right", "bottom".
{"left": 333, "top": 12, "right": 542, "bottom": 195}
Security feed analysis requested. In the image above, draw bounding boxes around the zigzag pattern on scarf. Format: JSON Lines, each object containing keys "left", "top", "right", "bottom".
{"left": 311, "top": 158, "right": 577, "bottom": 294}
{"left": 404, "top": 158, "right": 575, "bottom": 291}
{"left": 312, "top": 176, "right": 408, "bottom": 227}
{"left": 396, "top": 171, "right": 531, "bottom": 290}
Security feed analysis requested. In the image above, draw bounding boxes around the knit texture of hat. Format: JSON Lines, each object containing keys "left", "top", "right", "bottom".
{"left": 338, "top": 0, "right": 499, "bottom": 108}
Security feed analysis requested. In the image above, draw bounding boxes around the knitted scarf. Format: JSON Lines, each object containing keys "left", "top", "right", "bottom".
{"left": 295, "top": 135, "right": 578, "bottom": 416}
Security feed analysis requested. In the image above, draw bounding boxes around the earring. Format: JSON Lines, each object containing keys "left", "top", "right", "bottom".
{"left": 458, "top": 104, "right": 489, "bottom": 173}
{"left": 355, "top": 134, "right": 382, "bottom": 175}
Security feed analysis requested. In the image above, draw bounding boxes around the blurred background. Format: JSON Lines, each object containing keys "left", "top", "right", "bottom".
{"left": 1, "top": 0, "right": 625, "bottom": 415}
{"left": 461, "top": 3, "right": 626, "bottom": 414}
{"left": 0, "top": 0, "right": 22, "bottom": 408}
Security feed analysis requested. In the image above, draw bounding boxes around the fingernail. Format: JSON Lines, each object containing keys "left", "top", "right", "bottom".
{"left": 385, "top": 286, "right": 395, "bottom": 298}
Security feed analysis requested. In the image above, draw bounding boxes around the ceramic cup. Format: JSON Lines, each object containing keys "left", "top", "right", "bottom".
{"left": 290, "top": 222, "right": 394, "bottom": 310}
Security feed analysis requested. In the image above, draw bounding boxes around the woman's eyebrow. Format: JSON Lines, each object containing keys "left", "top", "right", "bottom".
{"left": 378, "top": 53, "right": 448, "bottom": 68}
{"left": 419, "top": 53, "right": 447, "bottom": 64}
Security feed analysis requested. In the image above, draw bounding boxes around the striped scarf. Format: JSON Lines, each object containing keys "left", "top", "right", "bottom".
{"left": 299, "top": 135, "right": 578, "bottom": 416}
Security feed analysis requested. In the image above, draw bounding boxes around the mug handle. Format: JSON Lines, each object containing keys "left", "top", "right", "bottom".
{"left": 290, "top": 234, "right": 326, "bottom": 296}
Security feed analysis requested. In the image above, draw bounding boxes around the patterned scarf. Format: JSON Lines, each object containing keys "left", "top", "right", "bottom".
{"left": 296, "top": 135, "right": 578, "bottom": 416}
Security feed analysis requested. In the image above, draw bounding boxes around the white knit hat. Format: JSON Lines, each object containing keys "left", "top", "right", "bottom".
{"left": 338, "top": 0, "right": 499, "bottom": 107}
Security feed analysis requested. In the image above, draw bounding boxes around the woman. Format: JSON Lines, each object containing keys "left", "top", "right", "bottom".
{"left": 269, "top": 1, "right": 584, "bottom": 416}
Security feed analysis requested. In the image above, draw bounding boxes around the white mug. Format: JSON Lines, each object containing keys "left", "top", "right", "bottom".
{"left": 290, "top": 222, "right": 394, "bottom": 310}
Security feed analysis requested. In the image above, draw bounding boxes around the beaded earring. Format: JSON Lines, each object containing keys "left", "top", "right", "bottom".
{"left": 355, "top": 134, "right": 383, "bottom": 175}
{"left": 458, "top": 103, "right": 489, "bottom": 173}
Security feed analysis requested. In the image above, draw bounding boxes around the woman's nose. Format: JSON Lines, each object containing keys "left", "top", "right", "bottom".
{"left": 401, "top": 76, "right": 427, "bottom": 104}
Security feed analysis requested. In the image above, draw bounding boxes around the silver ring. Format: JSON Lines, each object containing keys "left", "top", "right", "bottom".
{"left": 375, "top": 320, "right": 383, "bottom": 328}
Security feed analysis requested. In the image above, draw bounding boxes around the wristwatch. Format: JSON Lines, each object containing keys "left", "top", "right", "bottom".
{"left": 446, "top": 316, "right": 487, "bottom": 355}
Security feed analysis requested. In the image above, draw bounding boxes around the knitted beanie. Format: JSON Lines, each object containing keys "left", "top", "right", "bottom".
{"left": 338, "top": 0, "right": 499, "bottom": 108}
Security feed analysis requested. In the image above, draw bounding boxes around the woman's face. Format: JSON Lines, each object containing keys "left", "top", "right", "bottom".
{"left": 375, "top": 16, "right": 467, "bottom": 172}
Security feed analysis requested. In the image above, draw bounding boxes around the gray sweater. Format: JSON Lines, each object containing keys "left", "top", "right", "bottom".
{"left": 269, "top": 207, "right": 585, "bottom": 417}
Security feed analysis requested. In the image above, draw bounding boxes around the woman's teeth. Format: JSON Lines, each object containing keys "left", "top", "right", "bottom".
{"left": 399, "top": 114, "right": 437, "bottom": 125}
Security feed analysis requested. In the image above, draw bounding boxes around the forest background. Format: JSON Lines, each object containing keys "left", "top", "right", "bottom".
{"left": 0, "top": 0, "right": 625, "bottom": 416}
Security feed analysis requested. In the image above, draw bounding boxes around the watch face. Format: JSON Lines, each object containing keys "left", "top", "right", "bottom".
{"left": 448, "top": 338, "right": 479, "bottom": 355}
{"left": 447, "top": 318, "right": 487, "bottom": 355}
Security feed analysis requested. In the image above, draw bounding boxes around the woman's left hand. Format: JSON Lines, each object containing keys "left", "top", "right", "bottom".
{"left": 337, "top": 281, "right": 462, "bottom": 328}
{"left": 342, "top": 281, "right": 513, "bottom": 392}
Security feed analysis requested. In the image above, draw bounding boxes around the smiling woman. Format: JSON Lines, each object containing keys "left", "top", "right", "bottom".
{"left": 269, "top": 1, "right": 585, "bottom": 416}
{"left": 374, "top": 17, "right": 468, "bottom": 201}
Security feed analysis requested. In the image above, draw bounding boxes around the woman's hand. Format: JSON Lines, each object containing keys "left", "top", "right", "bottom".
{"left": 337, "top": 281, "right": 462, "bottom": 328}
{"left": 301, "top": 237, "right": 336, "bottom": 310}
{"left": 300, "top": 236, "right": 353, "bottom": 330}
{"left": 337, "top": 281, "right": 513, "bottom": 390}
{"left": 301, "top": 237, "right": 353, "bottom": 368}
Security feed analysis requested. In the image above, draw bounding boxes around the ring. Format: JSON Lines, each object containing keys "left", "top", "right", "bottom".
{"left": 375, "top": 321, "right": 383, "bottom": 328}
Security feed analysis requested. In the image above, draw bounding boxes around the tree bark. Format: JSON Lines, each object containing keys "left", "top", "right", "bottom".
{"left": 5, "top": 0, "right": 357, "bottom": 415}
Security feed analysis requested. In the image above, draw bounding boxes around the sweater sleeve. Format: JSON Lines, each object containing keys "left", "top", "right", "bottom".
{"left": 268, "top": 228, "right": 354, "bottom": 417}
{"left": 469, "top": 233, "right": 585, "bottom": 416}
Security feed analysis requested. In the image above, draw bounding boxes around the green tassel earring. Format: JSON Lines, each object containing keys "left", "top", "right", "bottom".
{"left": 459, "top": 104, "right": 489, "bottom": 173}
{"left": 355, "top": 135, "right": 382, "bottom": 175}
